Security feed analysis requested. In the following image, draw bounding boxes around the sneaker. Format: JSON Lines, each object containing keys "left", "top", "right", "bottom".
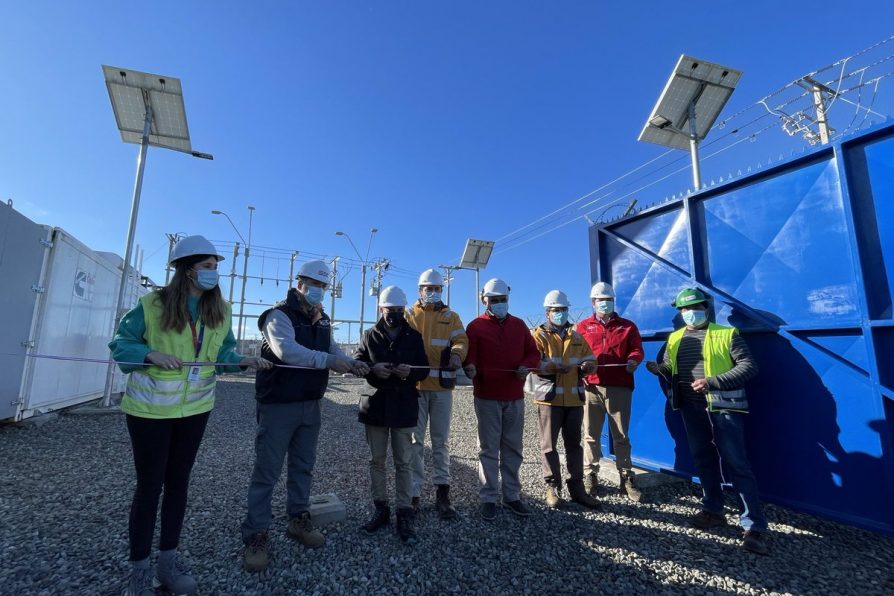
{"left": 690, "top": 510, "right": 728, "bottom": 530}
{"left": 544, "top": 486, "right": 562, "bottom": 509}
{"left": 125, "top": 566, "right": 154, "bottom": 596}
{"left": 502, "top": 500, "right": 532, "bottom": 517}
{"left": 243, "top": 531, "right": 269, "bottom": 572}
{"left": 287, "top": 512, "right": 326, "bottom": 548}
{"left": 742, "top": 530, "right": 770, "bottom": 555}
{"left": 479, "top": 502, "right": 497, "bottom": 521}
{"left": 155, "top": 553, "right": 196, "bottom": 595}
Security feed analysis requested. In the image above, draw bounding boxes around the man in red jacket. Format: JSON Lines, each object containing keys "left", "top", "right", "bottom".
{"left": 463, "top": 278, "right": 541, "bottom": 521}
{"left": 575, "top": 282, "right": 645, "bottom": 502}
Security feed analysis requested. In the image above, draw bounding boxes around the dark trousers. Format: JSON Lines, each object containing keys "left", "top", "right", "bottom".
{"left": 126, "top": 412, "right": 210, "bottom": 561}
{"left": 537, "top": 405, "right": 584, "bottom": 488}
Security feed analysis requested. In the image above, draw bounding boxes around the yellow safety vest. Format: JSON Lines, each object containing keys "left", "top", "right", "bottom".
{"left": 121, "top": 293, "right": 230, "bottom": 419}
{"left": 666, "top": 323, "right": 748, "bottom": 412}
{"left": 529, "top": 325, "right": 596, "bottom": 407}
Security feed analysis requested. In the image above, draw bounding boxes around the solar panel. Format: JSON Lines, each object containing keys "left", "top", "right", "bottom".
{"left": 102, "top": 65, "right": 192, "bottom": 153}
{"left": 638, "top": 55, "right": 742, "bottom": 150}
{"left": 459, "top": 239, "right": 495, "bottom": 269}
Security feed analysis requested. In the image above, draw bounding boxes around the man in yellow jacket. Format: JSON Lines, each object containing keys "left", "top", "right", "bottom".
{"left": 529, "top": 290, "right": 601, "bottom": 509}
{"left": 406, "top": 268, "right": 469, "bottom": 519}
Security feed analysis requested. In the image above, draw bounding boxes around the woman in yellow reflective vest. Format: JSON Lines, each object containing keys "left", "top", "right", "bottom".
{"left": 109, "top": 235, "right": 271, "bottom": 596}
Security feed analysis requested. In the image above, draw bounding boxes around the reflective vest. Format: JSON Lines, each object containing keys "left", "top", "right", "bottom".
{"left": 121, "top": 293, "right": 230, "bottom": 419}
{"left": 529, "top": 324, "right": 596, "bottom": 407}
{"left": 666, "top": 323, "right": 748, "bottom": 412}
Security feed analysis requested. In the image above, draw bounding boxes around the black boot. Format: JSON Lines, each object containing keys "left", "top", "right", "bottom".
{"left": 435, "top": 484, "right": 457, "bottom": 520}
{"left": 363, "top": 501, "right": 390, "bottom": 534}
{"left": 396, "top": 507, "right": 418, "bottom": 545}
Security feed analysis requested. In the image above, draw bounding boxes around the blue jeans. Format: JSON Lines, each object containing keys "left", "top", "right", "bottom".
{"left": 241, "top": 400, "right": 321, "bottom": 541}
{"left": 679, "top": 399, "right": 767, "bottom": 532}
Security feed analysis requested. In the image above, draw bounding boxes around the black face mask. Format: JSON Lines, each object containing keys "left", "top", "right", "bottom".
{"left": 384, "top": 311, "right": 404, "bottom": 328}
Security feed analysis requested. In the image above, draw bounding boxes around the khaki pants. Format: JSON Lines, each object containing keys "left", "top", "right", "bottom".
{"left": 537, "top": 404, "right": 584, "bottom": 487}
{"left": 474, "top": 397, "right": 525, "bottom": 503}
{"left": 411, "top": 390, "right": 453, "bottom": 496}
{"left": 583, "top": 385, "right": 633, "bottom": 473}
{"left": 366, "top": 425, "right": 413, "bottom": 509}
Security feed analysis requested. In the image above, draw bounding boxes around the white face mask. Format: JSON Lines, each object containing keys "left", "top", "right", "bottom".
{"left": 594, "top": 300, "right": 614, "bottom": 315}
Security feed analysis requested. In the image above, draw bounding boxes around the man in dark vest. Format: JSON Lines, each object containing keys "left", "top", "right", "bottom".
{"left": 241, "top": 260, "right": 368, "bottom": 572}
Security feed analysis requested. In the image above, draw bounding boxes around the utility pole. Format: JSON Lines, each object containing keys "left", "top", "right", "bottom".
{"left": 439, "top": 264, "right": 459, "bottom": 305}
{"left": 288, "top": 251, "right": 299, "bottom": 286}
{"left": 329, "top": 256, "right": 340, "bottom": 321}
{"left": 372, "top": 259, "right": 390, "bottom": 313}
{"left": 164, "top": 233, "right": 182, "bottom": 285}
{"left": 228, "top": 243, "right": 240, "bottom": 303}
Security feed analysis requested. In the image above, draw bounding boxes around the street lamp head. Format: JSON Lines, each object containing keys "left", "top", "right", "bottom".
{"left": 335, "top": 231, "right": 345, "bottom": 236}
{"left": 248, "top": 205, "right": 256, "bottom": 211}
{"left": 211, "top": 210, "right": 223, "bottom": 215}
{"left": 370, "top": 228, "right": 378, "bottom": 233}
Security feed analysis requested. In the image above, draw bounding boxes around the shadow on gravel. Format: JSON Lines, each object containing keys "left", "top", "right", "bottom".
{"left": 1, "top": 377, "right": 893, "bottom": 595}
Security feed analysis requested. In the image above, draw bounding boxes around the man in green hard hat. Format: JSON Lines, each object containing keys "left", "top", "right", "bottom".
{"left": 645, "top": 288, "right": 769, "bottom": 555}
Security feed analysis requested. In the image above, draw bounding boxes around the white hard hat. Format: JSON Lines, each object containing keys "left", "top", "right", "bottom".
{"left": 297, "top": 260, "right": 331, "bottom": 284}
{"left": 543, "top": 290, "right": 570, "bottom": 308}
{"left": 379, "top": 285, "right": 407, "bottom": 307}
{"left": 418, "top": 268, "right": 444, "bottom": 287}
{"left": 169, "top": 235, "right": 225, "bottom": 265}
{"left": 590, "top": 282, "right": 615, "bottom": 299}
{"left": 481, "top": 278, "right": 510, "bottom": 297}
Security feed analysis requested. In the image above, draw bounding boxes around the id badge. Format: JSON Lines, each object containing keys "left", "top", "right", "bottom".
{"left": 187, "top": 366, "right": 202, "bottom": 382}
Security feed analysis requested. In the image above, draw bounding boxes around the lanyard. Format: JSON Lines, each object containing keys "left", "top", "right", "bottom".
{"left": 189, "top": 319, "right": 206, "bottom": 359}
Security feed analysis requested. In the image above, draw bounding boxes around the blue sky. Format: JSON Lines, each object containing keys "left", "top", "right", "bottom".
{"left": 2, "top": 2, "right": 893, "bottom": 342}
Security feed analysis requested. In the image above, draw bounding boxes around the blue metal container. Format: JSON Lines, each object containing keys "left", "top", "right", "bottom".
{"left": 590, "top": 121, "right": 894, "bottom": 535}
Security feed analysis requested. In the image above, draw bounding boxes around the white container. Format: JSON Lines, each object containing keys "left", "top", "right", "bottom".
{"left": 0, "top": 201, "right": 144, "bottom": 421}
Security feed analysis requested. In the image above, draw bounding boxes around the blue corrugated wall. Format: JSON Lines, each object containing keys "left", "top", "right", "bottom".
{"left": 590, "top": 121, "right": 894, "bottom": 535}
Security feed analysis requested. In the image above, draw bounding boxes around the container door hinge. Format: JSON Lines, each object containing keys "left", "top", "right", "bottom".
{"left": 39, "top": 239, "right": 54, "bottom": 248}
{"left": 31, "top": 284, "right": 46, "bottom": 294}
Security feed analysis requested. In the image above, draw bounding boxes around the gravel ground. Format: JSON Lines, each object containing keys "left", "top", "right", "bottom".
{"left": 1, "top": 376, "right": 893, "bottom": 595}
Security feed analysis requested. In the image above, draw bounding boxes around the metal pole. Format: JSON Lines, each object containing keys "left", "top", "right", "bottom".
{"left": 688, "top": 101, "right": 701, "bottom": 190}
{"left": 237, "top": 207, "right": 254, "bottom": 346}
{"left": 359, "top": 263, "right": 367, "bottom": 335}
{"left": 812, "top": 83, "right": 831, "bottom": 144}
{"left": 289, "top": 251, "right": 298, "bottom": 285}
{"left": 330, "top": 257, "right": 339, "bottom": 321}
{"left": 228, "top": 242, "right": 239, "bottom": 303}
{"left": 475, "top": 267, "right": 480, "bottom": 316}
{"left": 101, "top": 105, "right": 153, "bottom": 407}
{"left": 164, "top": 235, "right": 179, "bottom": 285}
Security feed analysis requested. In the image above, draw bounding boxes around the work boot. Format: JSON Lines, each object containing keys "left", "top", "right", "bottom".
{"left": 690, "top": 510, "right": 728, "bottom": 530}
{"left": 568, "top": 481, "right": 601, "bottom": 510}
{"left": 287, "top": 512, "right": 326, "bottom": 548}
{"left": 584, "top": 471, "right": 599, "bottom": 497}
{"left": 544, "top": 485, "right": 562, "bottom": 509}
{"left": 363, "top": 501, "right": 391, "bottom": 534}
{"left": 395, "top": 507, "right": 418, "bottom": 545}
{"left": 243, "top": 531, "right": 269, "bottom": 572}
{"left": 435, "top": 484, "right": 457, "bottom": 520}
{"left": 155, "top": 551, "right": 197, "bottom": 595}
{"left": 411, "top": 496, "right": 421, "bottom": 513}
{"left": 742, "top": 530, "right": 770, "bottom": 555}
{"left": 620, "top": 470, "right": 644, "bottom": 503}
{"left": 125, "top": 564, "right": 154, "bottom": 596}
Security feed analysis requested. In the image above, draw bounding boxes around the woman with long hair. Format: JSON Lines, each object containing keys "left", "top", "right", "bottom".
{"left": 109, "top": 235, "right": 272, "bottom": 595}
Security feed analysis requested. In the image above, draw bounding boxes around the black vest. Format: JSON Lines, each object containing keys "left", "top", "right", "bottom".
{"left": 255, "top": 288, "right": 331, "bottom": 403}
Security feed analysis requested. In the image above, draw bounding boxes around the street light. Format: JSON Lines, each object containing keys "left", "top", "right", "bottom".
{"left": 336, "top": 228, "right": 378, "bottom": 334}
{"left": 210, "top": 210, "right": 243, "bottom": 303}
{"left": 212, "top": 206, "right": 254, "bottom": 345}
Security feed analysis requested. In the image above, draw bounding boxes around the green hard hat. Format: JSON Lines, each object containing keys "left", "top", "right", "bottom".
{"left": 672, "top": 288, "right": 708, "bottom": 308}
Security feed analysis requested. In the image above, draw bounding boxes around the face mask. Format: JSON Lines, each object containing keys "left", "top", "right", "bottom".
{"left": 549, "top": 311, "right": 569, "bottom": 326}
{"left": 594, "top": 300, "right": 614, "bottom": 315}
{"left": 423, "top": 290, "right": 442, "bottom": 304}
{"left": 682, "top": 309, "right": 707, "bottom": 326}
{"left": 192, "top": 269, "right": 219, "bottom": 291}
{"left": 489, "top": 302, "right": 509, "bottom": 318}
{"left": 303, "top": 286, "right": 325, "bottom": 306}
{"left": 383, "top": 311, "right": 404, "bottom": 327}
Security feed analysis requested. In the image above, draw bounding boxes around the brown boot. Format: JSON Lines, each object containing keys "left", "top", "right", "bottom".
{"left": 568, "top": 481, "right": 601, "bottom": 510}
{"left": 620, "top": 470, "right": 644, "bottom": 503}
{"left": 584, "top": 471, "right": 599, "bottom": 497}
{"left": 287, "top": 512, "right": 326, "bottom": 548}
{"left": 544, "top": 485, "right": 562, "bottom": 509}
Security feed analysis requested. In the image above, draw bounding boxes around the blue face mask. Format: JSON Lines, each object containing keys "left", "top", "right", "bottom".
{"left": 682, "top": 309, "right": 707, "bottom": 326}
{"left": 304, "top": 286, "right": 325, "bottom": 306}
{"left": 549, "top": 310, "right": 569, "bottom": 326}
{"left": 193, "top": 269, "right": 219, "bottom": 291}
{"left": 594, "top": 300, "right": 614, "bottom": 315}
{"left": 423, "top": 290, "right": 442, "bottom": 304}
{"left": 489, "top": 302, "right": 509, "bottom": 318}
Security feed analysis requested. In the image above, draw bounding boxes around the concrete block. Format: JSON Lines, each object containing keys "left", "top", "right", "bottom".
{"left": 309, "top": 493, "right": 346, "bottom": 526}
{"left": 596, "top": 458, "right": 684, "bottom": 489}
